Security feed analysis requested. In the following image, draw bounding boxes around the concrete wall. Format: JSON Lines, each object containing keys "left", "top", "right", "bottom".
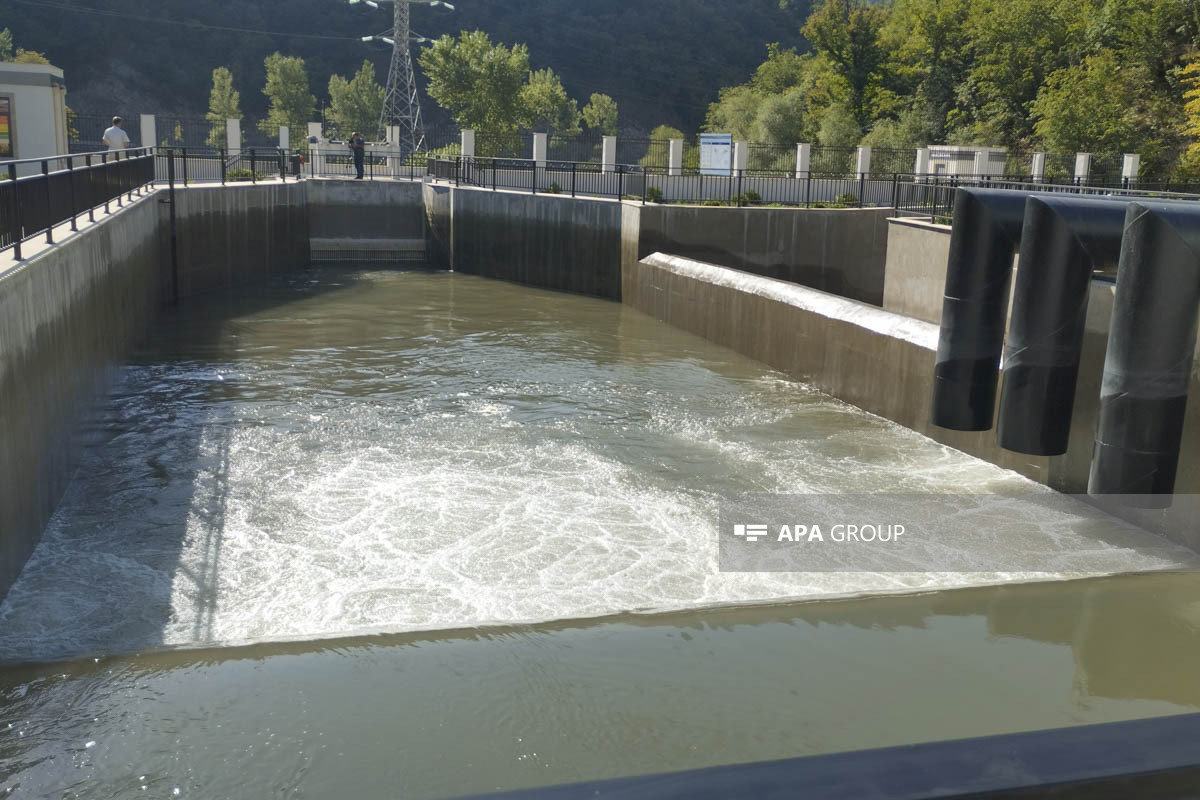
{"left": 306, "top": 179, "right": 425, "bottom": 242}
{"left": 0, "top": 196, "right": 164, "bottom": 597}
{"left": 0, "top": 62, "right": 69, "bottom": 170}
{"left": 172, "top": 183, "right": 310, "bottom": 299}
{"left": 627, "top": 252, "right": 1200, "bottom": 548}
{"left": 882, "top": 218, "right": 952, "bottom": 324}
{"left": 636, "top": 205, "right": 892, "bottom": 306}
{"left": 444, "top": 186, "right": 624, "bottom": 299}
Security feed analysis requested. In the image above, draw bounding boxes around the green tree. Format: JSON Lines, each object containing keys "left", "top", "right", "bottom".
{"left": 881, "top": 0, "right": 971, "bottom": 144}
{"left": 754, "top": 87, "right": 809, "bottom": 147}
{"left": 802, "top": 0, "right": 891, "bottom": 130}
{"left": 582, "top": 93, "right": 619, "bottom": 136}
{"left": 328, "top": 60, "right": 385, "bottom": 140}
{"left": 520, "top": 68, "right": 581, "bottom": 136}
{"left": 816, "top": 102, "right": 862, "bottom": 147}
{"left": 419, "top": 31, "right": 531, "bottom": 135}
{"left": 0, "top": 29, "right": 12, "bottom": 61}
{"left": 206, "top": 67, "right": 243, "bottom": 148}
{"left": 259, "top": 52, "right": 315, "bottom": 141}
{"left": 705, "top": 85, "right": 763, "bottom": 142}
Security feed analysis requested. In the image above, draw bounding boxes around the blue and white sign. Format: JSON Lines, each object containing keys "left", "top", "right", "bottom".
{"left": 700, "top": 133, "right": 733, "bottom": 176}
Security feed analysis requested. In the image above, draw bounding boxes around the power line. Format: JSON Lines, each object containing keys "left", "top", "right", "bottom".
{"left": 5, "top": 0, "right": 364, "bottom": 41}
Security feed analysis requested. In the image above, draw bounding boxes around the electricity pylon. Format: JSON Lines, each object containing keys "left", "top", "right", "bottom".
{"left": 350, "top": 0, "right": 454, "bottom": 156}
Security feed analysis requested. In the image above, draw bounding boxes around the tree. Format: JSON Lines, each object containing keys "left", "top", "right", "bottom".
{"left": 816, "top": 102, "right": 861, "bottom": 147}
{"left": 754, "top": 87, "right": 809, "bottom": 147}
{"left": 881, "top": 0, "right": 971, "bottom": 144}
{"left": 520, "top": 68, "right": 581, "bottom": 136}
{"left": 802, "top": 0, "right": 891, "bottom": 131}
{"left": 582, "top": 93, "right": 619, "bottom": 136}
{"left": 419, "top": 31, "right": 531, "bottom": 135}
{"left": 0, "top": 29, "right": 12, "bottom": 61}
{"left": 0, "top": 28, "right": 51, "bottom": 65}
{"left": 206, "top": 67, "right": 243, "bottom": 148}
{"left": 259, "top": 52, "right": 315, "bottom": 140}
{"left": 328, "top": 60, "right": 385, "bottom": 140}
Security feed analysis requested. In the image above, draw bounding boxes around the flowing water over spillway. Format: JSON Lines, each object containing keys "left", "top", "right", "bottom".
{"left": 0, "top": 267, "right": 1190, "bottom": 664}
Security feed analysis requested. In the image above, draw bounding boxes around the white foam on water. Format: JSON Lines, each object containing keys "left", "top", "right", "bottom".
{"left": 0, "top": 271, "right": 1191, "bottom": 662}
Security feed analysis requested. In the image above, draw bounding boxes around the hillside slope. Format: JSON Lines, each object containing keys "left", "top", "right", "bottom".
{"left": 5, "top": 0, "right": 810, "bottom": 133}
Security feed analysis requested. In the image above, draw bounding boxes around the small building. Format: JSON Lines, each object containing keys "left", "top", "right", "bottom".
{"left": 927, "top": 145, "right": 1007, "bottom": 177}
{"left": 0, "top": 62, "right": 69, "bottom": 171}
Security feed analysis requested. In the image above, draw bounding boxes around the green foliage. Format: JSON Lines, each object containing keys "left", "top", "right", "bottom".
{"left": 420, "top": 32, "right": 531, "bottom": 136}
{"left": 754, "top": 87, "right": 809, "bottom": 147}
{"left": 860, "top": 107, "right": 926, "bottom": 149}
{"left": 328, "top": 60, "right": 384, "bottom": 141}
{"left": 226, "top": 167, "right": 262, "bottom": 182}
{"left": 1, "top": 29, "right": 52, "bottom": 64}
{"left": 0, "top": 29, "right": 12, "bottom": 61}
{"left": 545, "top": 182, "right": 563, "bottom": 194}
{"left": 206, "top": 67, "right": 242, "bottom": 148}
{"left": 817, "top": 103, "right": 861, "bottom": 147}
{"left": 802, "top": 0, "right": 890, "bottom": 130}
{"left": 521, "top": 68, "right": 581, "bottom": 136}
{"left": 582, "top": 93, "right": 619, "bottom": 136}
{"left": 835, "top": 192, "right": 860, "bottom": 206}
{"left": 259, "top": 53, "right": 315, "bottom": 140}
{"left": 645, "top": 186, "right": 663, "bottom": 203}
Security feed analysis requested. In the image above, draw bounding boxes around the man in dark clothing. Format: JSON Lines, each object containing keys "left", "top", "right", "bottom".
{"left": 349, "top": 132, "right": 365, "bottom": 179}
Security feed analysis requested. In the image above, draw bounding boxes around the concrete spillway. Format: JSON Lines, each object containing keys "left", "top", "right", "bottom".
{"left": 0, "top": 268, "right": 1191, "bottom": 663}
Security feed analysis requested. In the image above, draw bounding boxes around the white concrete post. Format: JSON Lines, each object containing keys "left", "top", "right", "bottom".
{"left": 855, "top": 145, "right": 872, "bottom": 178}
{"left": 533, "top": 132, "right": 548, "bottom": 166}
{"left": 1122, "top": 153, "right": 1140, "bottom": 185}
{"left": 734, "top": 141, "right": 748, "bottom": 173}
{"left": 279, "top": 126, "right": 289, "bottom": 150}
{"left": 226, "top": 119, "right": 241, "bottom": 156}
{"left": 602, "top": 135, "right": 616, "bottom": 173}
{"left": 307, "top": 121, "right": 323, "bottom": 141}
{"left": 795, "top": 143, "right": 811, "bottom": 179}
{"left": 461, "top": 129, "right": 476, "bottom": 159}
{"left": 668, "top": 139, "right": 683, "bottom": 176}
{"left": 139, "top": 114, "right": 156, "bottom": 151}
{"left": 1031, "top": 152, "right": 1047, "bottom": 182}
{"left": 386, "top": 125, "right": 400, "bottom": 146}
{"left": 914, "top": 147, "right": 930, "bottom": 176}
{"left": 1074, "top": 153, "right": 1092, "bottom": 183}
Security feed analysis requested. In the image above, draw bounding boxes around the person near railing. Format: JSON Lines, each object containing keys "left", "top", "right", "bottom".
{"left": 349, "top": 132, "right": 365, "bottom": 180}
{"left": 102, "top": 116, "right": 130, "bottom": 151}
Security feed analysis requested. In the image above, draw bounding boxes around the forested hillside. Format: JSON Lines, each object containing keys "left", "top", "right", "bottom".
{"left": 1, "top": 0, "right": 809, "bottom": 133}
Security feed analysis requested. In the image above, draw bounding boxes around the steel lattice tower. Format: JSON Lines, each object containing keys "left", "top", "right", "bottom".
{"left": 351, "top": 0, "right": 453, "bottom": 155}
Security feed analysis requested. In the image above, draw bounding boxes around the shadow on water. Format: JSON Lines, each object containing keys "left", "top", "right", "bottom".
{"left": 0, "top": 265, "right": 441, "bottom": 663}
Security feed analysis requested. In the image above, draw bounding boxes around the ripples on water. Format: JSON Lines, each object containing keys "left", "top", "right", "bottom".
{"left": 0, "top": 268, "right": 1185, "bottom": 663}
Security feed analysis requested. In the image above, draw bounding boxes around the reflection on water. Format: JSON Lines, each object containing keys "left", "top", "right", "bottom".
{"left": 0, "top": 268, "right": 1189, "bottom": 665}
{"left": 2, "top": 572, "right": 1199, "bottom": 798}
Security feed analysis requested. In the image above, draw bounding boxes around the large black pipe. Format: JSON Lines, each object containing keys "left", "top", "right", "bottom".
{"left": 995, "top": 196, "right": 1126, "bottom": 455}
{"left": 1089, "top": 201, "right": 1200, "bottom": 500}
{"left": 931, "top": 188, "right": 1028, "bottom": 431}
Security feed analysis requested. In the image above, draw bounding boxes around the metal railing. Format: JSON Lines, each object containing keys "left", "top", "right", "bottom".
{"left": 892, "top": 174, "right": 1200, "bottom": 221}
{"left": 426, "top": 155, "right": 906, "bottom": 209}
{"left": 0, "top": 148, "right": 156, "bottom": 260}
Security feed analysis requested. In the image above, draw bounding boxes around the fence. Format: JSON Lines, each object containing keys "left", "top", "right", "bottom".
{"left": 892, "top": 174, "right": 1200, "bottom": 221}
{"left": 0, "top": 149, "right": 156, "bottom": 259}
{"left": 426, "top": 155, "right": 903, "bottom": 209}
{"left": 69, "top": 113, "right": 142, "bottom": 153}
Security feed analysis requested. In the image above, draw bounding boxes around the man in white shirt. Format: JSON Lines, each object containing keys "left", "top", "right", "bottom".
{"left": 102, "top": 116, "right": 130, "bottom": 151}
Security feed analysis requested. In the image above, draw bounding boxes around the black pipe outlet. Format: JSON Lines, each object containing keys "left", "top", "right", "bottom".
{"left": 1089, "top": 201, "right": 1200, "bottom": 502}
{"left": 932, "top": 188, "right": 1029, "bottom": 431}
{"left": 996, "top": 196, "right": 1126, "bottom": 455}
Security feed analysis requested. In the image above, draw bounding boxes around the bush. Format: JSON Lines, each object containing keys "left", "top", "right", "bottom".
{"left": 226, "top": 168, "right": 264, "bottom": 182}
{"left": 545, "top": 182, "right": 563, "bottom": 194}
{"left": 835, "top": 192, "right": 860, "bottom": 207}
{"left": 744, "top": 189, "right": 762, "bottom": 205}
{"left": 701, "top": 198, "right": 724, "bottom": 206}
{"left": 645, "top": 186, "right": 663, "bottom": 203}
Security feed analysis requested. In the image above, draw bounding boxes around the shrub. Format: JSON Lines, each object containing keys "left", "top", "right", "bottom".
{"left": 835, "top": 192, "right": 860, "bottom": 207}
{"left": 744, "top": 189, "right": 762, "bottom": 205}
{"left": 546, "top": 182, "right": 563, "bottom": 194}
{"left": 701, "top": 198, "right": 724, "bottom": 206}
{"left": 645, "top": 185, "right": 664, "bottom": 203}
{"left": 226, "top": 168, "right": 264, "bottom": 182}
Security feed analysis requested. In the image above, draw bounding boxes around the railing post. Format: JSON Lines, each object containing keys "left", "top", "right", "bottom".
{"left": 805, "top": 170, "right": 811, "bottom": 208}
{"left": 181, "top": 147, "right": 189, "bottom": 187}
{"left": 618, "top": 166, "right": 623, "bottom": 200}
{"left": 492, "top": 159, "right": 497, "bottom": 191}
{"left": 85, "top": 155, "right": 95, "bottom": 223}
{"left": 280, "top": 148, "right": 286, "bottom": 181}
{"left": 370, "top": 150, "right": 375, "bottom": 180}
{"left": 250, "top": 149, "right": 257, "bottom": 183}
{"left": 41, "top": 160, "right": 54, "bottom": 244}
{"left": 737, "top": 169, "right": 744, "bottom": 207}
{"left": 859, "top": 173, "right": 865, "bottom": 207}
{"left": 67, "top": 156, "right": 77, "bottom": 232}
{"left": 8, "top": 163, "right": 22, "bottom": 260}
{"left": 167, "top": 149, "right": 179, "bottom": 307}
{"left": 221, "top": 148, "right": 227, "bottom": 185}
{"left": 572, "top": 162, "right": 576, "bottom": 198}
{"left": 532, "top": 162, "right": 537, "bottom": 195}
{"left": 101, "top": 153, "right": 111, "bottom": 215}
{"left": 455, "top": 157, "right": 460, "bottom": 187}
{"left": 115, "top": 152, "right": 125, "bottom": 208}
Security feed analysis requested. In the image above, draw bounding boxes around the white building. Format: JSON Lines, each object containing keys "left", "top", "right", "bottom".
{"left": 0, "top": 62, "right": 69, "bottom": 171}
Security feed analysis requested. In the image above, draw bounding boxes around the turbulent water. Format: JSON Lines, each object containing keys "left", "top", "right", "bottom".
{"left": 0, "top": 268, "right": 1189, "bottom": 663}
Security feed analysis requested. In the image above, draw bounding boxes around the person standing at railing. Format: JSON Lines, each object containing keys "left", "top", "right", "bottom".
{"left": 349, "top": 132, "right": 365, "bottom": 180}
{"left": 102, "top": 116, "right": 130, "bottom": 151}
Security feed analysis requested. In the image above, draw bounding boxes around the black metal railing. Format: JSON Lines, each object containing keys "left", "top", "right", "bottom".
{"left": 892, "top": 173, "right": 1200, "bottom": 221}
{"left": 424, "top": 155, "right": 908, "bottom": 209}
{"left": 0, "top": 148, "right": 156, "bottom": 259}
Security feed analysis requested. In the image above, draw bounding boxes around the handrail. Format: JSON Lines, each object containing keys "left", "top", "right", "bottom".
{"left": 0, "top": 147, "right": 154, "bottom": 169}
